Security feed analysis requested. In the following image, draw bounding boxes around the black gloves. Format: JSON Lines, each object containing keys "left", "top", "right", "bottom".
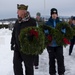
{"left": 61, "top": 28, "right": 66, "bottom": 34}
{"left": 44, "top": 29, "right": 49, "bottom": 36}
{"left": 11, "top": 44, "right": 15, "bottom": 50}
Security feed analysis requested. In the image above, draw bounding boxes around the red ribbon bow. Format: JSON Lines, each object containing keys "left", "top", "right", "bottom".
{"left": 30, "top": 29, "right": 38, "bottom": 38}
{"left": 47, "top": 35, "right": 52, "bottom": 41}
{"left": 63, "top": 38, "right": 70, "bottom": 44}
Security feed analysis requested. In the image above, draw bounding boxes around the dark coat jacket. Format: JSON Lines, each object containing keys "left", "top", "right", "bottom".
{"left": 11, "top": 18, "right": 36, "bottom": 51}
{"left": 70, "top": 24, "right": 75, "bottom": 41}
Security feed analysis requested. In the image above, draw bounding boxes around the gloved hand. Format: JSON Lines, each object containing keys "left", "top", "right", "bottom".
{"left": 61, "top": 28, "right": 66, "bottom": 34}
{"left": 11, "top": 44, "right": 15, "bottom": 50}
{"left": 44, "top": 29, "right": 49, "bottom": 36}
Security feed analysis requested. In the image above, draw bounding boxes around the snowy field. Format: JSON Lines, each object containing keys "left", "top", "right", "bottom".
{"left": 0, "top": 28, "right": 75, "bottom": 75}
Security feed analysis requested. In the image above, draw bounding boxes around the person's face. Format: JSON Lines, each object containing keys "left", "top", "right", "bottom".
{"left": 36, "top": 16, "right": 40, "bottom": 20}
{"left": 72, "top": 20, "right": 75, "bottom": 25}
{"left": 17, "top": 9, "right": 27, "bottom": 18}
{"left": 51, "top": 13, "right": 58, "bottom": 19}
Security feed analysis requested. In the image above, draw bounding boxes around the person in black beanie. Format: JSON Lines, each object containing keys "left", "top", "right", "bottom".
{"left": 51, "top": 8, "right": 58, "bottom": 16}
{"left": 69, "top": 16, "right": 75, "bottom": 55}
{"left": 44, "top": 8, "right": 65, "bottom": 75}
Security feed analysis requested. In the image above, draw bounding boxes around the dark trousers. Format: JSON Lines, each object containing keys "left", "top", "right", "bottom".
{"left": 69, "top": 36, "right": 75, "bottom": 55}
{"left": 13, "top": 51, "right": 34, "bottom": 75}
{"left": 33, "top": 55, "right": 39, "bottom": 66}
{"left": 47, "top": 46, "right": 65, "bottom": 74}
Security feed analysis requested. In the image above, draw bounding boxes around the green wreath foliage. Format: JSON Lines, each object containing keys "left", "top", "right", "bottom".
{"left": 72, "top": 26, "right": 75, "bottom": 36}
{"left": 55, "top": 22, "right": 74, "bottom": 46}
{"left": 40, "top": 25, "right": 54, "bottom": 46}
{"left": 19, "top": 26, "right": 45, "bottom": 55}
{"left": 56, "top": 22, "right": 73, "bottom": 39}
{"left": 53, "top": 28, "right": 65, "bottom": 46}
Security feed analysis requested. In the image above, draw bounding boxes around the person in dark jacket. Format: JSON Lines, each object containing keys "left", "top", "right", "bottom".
{"left": 69, "top": 16, "right": 75, "bottom": 55}
{"left": 11, "top": 4, "right": 36, "bottom": 75}
{"left": 44, "top": 8, "right": 65, "bottom": 75}
{"left": 36, "top": 12, "right": 45, "bottom": 26}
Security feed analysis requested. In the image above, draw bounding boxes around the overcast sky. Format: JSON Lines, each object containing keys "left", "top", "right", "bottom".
{"left": 0, "top": 0, "right": 75, "bottom": 19}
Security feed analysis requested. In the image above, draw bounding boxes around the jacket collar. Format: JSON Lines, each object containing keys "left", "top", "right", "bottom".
{"left": 48, "top": 17, "right": 60, "bottom": 23}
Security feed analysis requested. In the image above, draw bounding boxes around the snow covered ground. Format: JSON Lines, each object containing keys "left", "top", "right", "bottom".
{"left": 0, "top": 28, "right": 75, "bottom": 75}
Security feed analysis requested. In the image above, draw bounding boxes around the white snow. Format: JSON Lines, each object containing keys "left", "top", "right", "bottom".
{"left": 3, "top": 21, "right": 10, "bottom": 25}
{"left": 0, "top": 28, "right": 75, "bottom": 75}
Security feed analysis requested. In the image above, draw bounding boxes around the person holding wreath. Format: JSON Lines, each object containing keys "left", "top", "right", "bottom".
{"left": 44, "top": 8, "right": 65, "bottom": 75}
{"left": 11, "top": 4, "right": 36, "bottom": 75}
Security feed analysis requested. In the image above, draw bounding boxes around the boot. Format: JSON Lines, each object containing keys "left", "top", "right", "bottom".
{"left": 59, "top": 74, "right": 64, "bottom": 75}
{"left": 50, "top": 74, "right": 56, "bottom": 75}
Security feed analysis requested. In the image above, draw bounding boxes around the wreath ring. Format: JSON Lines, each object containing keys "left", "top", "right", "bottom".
{"left": 55, "top": 22, "right": 73, "bottom": 46}
{"left": 19, "top": 26, "right": 45, "bottom": 55}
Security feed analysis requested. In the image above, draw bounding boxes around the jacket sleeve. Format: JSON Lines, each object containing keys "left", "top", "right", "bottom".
{"left": 11, "top": 27, "right": 16, "bottom": 45}
{"left": 10, "top": 21, "right": 17, "bottom": 46}
{"left": 10, "top": 25, "right": 16, "bottom": 50}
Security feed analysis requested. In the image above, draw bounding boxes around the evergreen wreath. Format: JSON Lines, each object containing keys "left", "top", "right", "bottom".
{"left": 55, "top": 22, "right": 74, "bottom": 46}
{"left": 43, "top": 22, "right": 73, "bottom": 47}
{"left": 19, "top": 26, "right": 45, "bottom": 55}
{"left": 41, "top": 25, "right": 54, "bottom": 46}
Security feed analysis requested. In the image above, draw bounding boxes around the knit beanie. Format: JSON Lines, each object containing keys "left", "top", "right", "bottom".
{"left": 51, "top": 8, "right": 58, "bottom": 15}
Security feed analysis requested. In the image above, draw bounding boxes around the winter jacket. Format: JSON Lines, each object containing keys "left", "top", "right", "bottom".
{"left": 71, "top": 24, "right": 75, "bottom": 40}
{"left": 35, "top": 17, "right": 45, "bottom": 27}
{"left": 11, "top": 18, "right": 36, "bottom": 51}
